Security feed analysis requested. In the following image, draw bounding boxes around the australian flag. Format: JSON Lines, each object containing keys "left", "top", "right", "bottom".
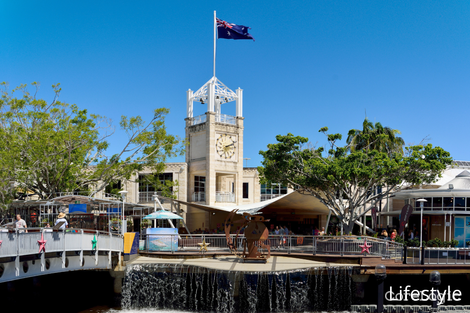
{"left": 217, "top": 18, "right": 255, "bottom": 41}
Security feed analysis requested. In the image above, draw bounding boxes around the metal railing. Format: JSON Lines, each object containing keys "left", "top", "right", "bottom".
{"left": 216, "top": 192, "right": 235, "bottom": 203}
{"left": 405, "top": 247, "right": 470, "bottom": 265}
{"left": 260, "top": 194, "right": 283, "bottom": 202}
{"left": 215, "top": 113, "right": 236, "bottom": 125}
{"left": 138, "top": 191, "right": 163, "bottom": 203}
{"left": 313, "top": 236, "right": 403, "bottom": 259}
{"left": 192, "top": 192, "right": 205, "bottom": 202}
{"left": 0, "top": 227, "right": 123, "bottom": 259}
{"left": 192, "top": 114, "right": 206, "bottom": 126}
{"left": 138, "top": 234, "right": 403, "bottom": 259}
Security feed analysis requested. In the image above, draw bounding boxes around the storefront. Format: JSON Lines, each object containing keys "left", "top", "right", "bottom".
{"left": 390, "top": 170, "right": 470, "bottom": 247}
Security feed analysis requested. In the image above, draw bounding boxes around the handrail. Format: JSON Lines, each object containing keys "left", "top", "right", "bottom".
{"left": 138, "top": 234, "right": 404, "bottom": 260}
{"left": 0, "top": 227, "right": 123, "bottom": 260}
{"left": 405, "top": 246, "right": 470, "bottom": 265}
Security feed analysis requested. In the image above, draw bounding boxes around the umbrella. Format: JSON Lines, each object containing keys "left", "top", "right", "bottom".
{"left": 143, "top": 210, "right": 183, "bottom": 220}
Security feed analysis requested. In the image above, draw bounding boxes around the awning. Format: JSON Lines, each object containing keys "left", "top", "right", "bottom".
{"left": 166, "top": 191, "right": 330, "bottom": 216}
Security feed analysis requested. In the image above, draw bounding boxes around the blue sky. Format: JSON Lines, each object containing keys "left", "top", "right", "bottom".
{"left": 2, "top": 1, "right": 469, "bottom": 167}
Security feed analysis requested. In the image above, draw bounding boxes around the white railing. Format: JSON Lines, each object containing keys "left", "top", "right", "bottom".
{"left": 405, "top": 247, "right": 470, "bottom": 265}
{"left": 192, "top": 192, "right": 205, "bottom": 202}
{"left": 215, "top": 113, "right": 236, "bottom": 125}
{"left": 138, "top": 191, "right": 162, "bottom": 203}
{"left": 0, "top": 228, "right": 123, "bottom": 259}
{"left": 191, "top": 114, "right": 236, "bottom": 126}
{"left": 137, "top": 234, "right": 403, "bottom": 259}
{"left": 260, "top": 194, "right": 283, "bottom": 202}
{"left": 216, "top": 192, "right": 235, "bottom": 203}
{"left": 313, "top": 236, "right": 403, "bottom": 259}
{"left": 192, "top": 114, "right": 206, "bottom": 126}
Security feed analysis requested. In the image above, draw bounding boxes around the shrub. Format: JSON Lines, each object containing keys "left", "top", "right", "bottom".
{"left": 395, "top": 235, "right": 405, "bottom": 245}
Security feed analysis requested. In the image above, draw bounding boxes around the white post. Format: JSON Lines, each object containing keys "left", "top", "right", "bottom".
{"left": 416, "top": 199, "right": 427, "bottom": 248}
{"left": 420, "top": 202, "right": 423, "bottom": 248}
{"left": 154, "top": 195, "right": 176, "bottom": 229}
{"left": 444, "top": 213, "right": 447, "bottom": 242}
{"left": 187, "top": 89, "right": 193, "bottom": 118}
{"left": 153, "top": 193, "right": 157, "bottom": 228}
{"left": 236, "top": 88, "right": 243, "bottom": 117}
{"left": 213, "top": 10, "right": 217, "bottom": 78}
{"left": 450, "top": 214, "right": 452, "bottom": 242}
{"left": 119, "top": 190, "right": 128, "bottom": 236}
{"left": 208, "top": 82, "right": 215, "bottom": 112}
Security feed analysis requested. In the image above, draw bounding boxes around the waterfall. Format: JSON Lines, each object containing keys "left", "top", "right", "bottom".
{"left": 121, "top": 263, "right": 354, "bottom": 312}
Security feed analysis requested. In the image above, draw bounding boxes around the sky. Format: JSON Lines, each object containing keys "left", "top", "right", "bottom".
{"left": 1, "top": 1, "right": 469, "bottom": 167}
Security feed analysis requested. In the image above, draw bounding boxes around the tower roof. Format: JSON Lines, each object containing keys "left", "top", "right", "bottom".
{"left": 191, "top": 76, "right": 238, "bottom": 105}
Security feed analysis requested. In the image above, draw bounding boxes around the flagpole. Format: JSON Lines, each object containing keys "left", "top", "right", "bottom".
{"left": 213, "top": 10, "right": 216, "bottom": 78}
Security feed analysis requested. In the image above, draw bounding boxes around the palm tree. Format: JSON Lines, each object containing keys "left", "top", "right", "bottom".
{"left": 346, "top": 118, "right": 405, "bottom": 155}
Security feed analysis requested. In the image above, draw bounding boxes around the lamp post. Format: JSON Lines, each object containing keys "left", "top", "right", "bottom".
{"left": 152, "top": 193, "right": 158, "bottom": 228}
{"left": 119, "top": 190, "right": 128, "bottom": 236}
{"left": 375, "top": 264, "right": 387, "bottom": 313}
{"left": 429, "top": 271, "right": 441, "bottom": 310}
{"left": 416, "top": 198, "right": 427, "bottom": 264}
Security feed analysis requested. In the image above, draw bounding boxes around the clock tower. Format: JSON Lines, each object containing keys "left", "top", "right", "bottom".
{"left": 185, "top": 76, "right": 244, "bottom": 225}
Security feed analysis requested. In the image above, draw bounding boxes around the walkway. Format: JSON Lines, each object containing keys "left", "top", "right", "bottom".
{"left": 126, "top": 255, "right": 358, "bottom": 272}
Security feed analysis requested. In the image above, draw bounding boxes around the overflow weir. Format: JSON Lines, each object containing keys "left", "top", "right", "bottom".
{"left": 121, "top": 255, "right": 357, "bottom": 312}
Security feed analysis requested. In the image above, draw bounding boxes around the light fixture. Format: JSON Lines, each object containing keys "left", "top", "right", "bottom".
{"left": 429, "top": 271, "right": 441, "bottom": 286}
{"left": 374, "top": 264, "right": 387, "bottom": 280}
{"left": 416, "top": 198, "right": 427, "bottom": 264}
{"left": 449, "top": 184, "right": 454, "bottom": 189}
{"left": 119, "top": 190, "right": 128, "bottom": 201}
{"left": 430, "top": 271, "right": 441, "bottom": 310}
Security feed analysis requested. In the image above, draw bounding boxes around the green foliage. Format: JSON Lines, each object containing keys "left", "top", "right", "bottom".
{"left": 425, "top": 238, "right": 459, "bottom": 248}
{"left": 258, "top": 120, "right": 452, "bottom": 234}
{"left": 406, "top": 238, "right": 421, "bottom": 247}
{"left": 394, "top": 235, "right": 405, "bottom": 245}
{"left": 346, "top": 118, "right": 405, "bottom": 156}
{"left": 0, "top": 82, "right": 184, "bottom": 206}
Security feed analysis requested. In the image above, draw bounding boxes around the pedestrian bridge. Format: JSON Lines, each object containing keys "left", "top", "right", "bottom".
{"left": 0, "top": 228, "right": 123, "bottom": 283}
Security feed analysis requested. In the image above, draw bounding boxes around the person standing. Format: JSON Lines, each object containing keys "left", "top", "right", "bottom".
{"left": 15, "top": 214, "right": 28, "bottom": 233}
{"left": 55, "top": 212, "right": 68, "bottom": 230}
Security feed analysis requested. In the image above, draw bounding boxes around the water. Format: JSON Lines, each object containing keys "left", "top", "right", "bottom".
{"left": 120, "top": 263, "right": 354, "bottom": 313}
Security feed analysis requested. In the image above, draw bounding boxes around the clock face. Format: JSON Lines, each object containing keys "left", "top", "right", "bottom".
{"left": 216, "top": 134, "right": 236, "bottom": 159}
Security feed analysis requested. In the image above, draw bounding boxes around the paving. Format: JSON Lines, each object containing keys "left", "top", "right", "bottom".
{"left": 126, "top": 255, "right": 358, "bottom": 272}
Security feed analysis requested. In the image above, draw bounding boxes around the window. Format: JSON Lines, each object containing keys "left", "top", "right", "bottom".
{"left": 139, "top": 173, "right": 173, "bottom": 193}
{"left": 105, "top": 181, "right": 122, "bottom": 195}
{"left": 194, "top": 176, "right": 205, "bottom": 193}
{"left": 433, "top": 197, "right": 443, "bottom": 209}
{"left": 455, "top": 197, "right": 466, "bottom": 210}
{"left": 444, "top": 197, "right": 454, "bottom": 210}
{"left": 243, "top": 183, "right": 249, "bottom": 199}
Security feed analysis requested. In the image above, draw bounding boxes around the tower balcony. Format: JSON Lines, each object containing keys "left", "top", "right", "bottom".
{"left": 191, "top": 113, "right": 236, "bottom": 126}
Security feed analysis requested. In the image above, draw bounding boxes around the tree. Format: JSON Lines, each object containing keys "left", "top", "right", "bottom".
{"left": 346, "top": 118, "right": 405, "bottom": 155}
{"left": 258, "top": 125, "right": 452, "bottom": 234}
{"left": 0, "top": 82, "right": 184, "bottom": 207}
